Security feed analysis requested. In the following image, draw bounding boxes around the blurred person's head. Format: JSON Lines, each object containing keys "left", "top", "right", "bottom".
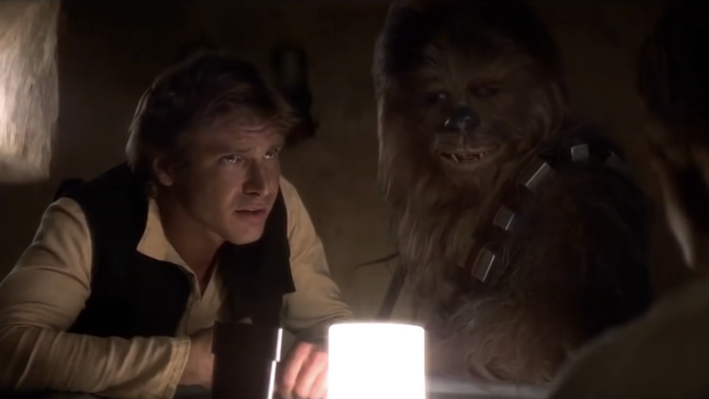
{"left": 638, "top": 1, "right": 709, "bottom": 268}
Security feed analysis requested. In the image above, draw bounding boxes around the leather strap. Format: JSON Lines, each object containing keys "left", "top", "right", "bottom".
{"left": 375, "top": 136, "right": 633, "bottom": 326}
{"left": 434, "top": 139, "right": 633, "bottom": 323}
{"left": 376, "top": 263, "right": 408, "bottom": 320}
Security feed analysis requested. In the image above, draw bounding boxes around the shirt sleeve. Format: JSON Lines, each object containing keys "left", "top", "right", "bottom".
{"left": 0, "top": 197, "right": 190, "bottom": 399}
{"left": 279, "top": 178, "right": 354, "bottom": 343}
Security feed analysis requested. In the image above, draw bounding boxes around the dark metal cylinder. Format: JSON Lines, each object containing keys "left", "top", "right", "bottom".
{"left": 212, "top": 322, "right": 283, "bottom": 399}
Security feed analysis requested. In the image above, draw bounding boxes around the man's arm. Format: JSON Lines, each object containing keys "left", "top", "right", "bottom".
{"left": 0, "top": 197, "right": 189, "bottom": 399}
{"left": 279, "top": 178, "right": 354, "bottom": 342}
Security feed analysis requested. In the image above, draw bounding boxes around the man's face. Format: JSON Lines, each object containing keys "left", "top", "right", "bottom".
{"left": 168, "top": 121, "right": 284, "bottom": 245}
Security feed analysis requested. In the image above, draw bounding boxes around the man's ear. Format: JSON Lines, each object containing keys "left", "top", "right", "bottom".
{"left": 152, "top": 156, "right": 175, "bottom": 187}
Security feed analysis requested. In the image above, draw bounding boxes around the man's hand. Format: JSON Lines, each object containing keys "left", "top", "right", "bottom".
{"left": 178, "top": 327, "right": 215, "bottom": 388}
{"left": 278, "top": 341, "right": 328, "bottom": 399}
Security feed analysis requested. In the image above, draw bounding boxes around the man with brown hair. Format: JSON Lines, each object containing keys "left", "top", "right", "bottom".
{"left": 0, "top": 51, "right": 352, "bottom": 399}
{"left": 550, "top": 2, "right": 709, "bottom": 397}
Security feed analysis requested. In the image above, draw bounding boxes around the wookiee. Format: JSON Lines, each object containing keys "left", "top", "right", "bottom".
{"left": 373, "top": 0, "right": 654, "bottom": 384}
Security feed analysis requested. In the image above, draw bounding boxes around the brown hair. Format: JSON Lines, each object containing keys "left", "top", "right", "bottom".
{"left": 637, "top": 1, "right": 709, "bottom": 261}
{"left": 638, "top": 1, "right": 709, "bottom": 132}
{"left": 126, "top": 50, "right": 297, "bottom": 186}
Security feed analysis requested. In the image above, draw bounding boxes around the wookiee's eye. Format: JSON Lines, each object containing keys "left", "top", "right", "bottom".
{"left": 423, "top": 92, "right": 450, "bottom": 106}
{"left": 471, "top": 86, "right": 500, "bottom": 98}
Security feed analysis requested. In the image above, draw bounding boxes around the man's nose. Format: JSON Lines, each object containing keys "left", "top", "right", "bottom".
{"left": 243, "top": 164, "right": 269, "bottom": 197}
{"left": 443, "top": 106, "right": 481, "bottom": 133}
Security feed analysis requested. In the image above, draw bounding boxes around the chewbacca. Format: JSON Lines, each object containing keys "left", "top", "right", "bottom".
{"left": 373, "top": 0, "right": 654, "bottom": 385}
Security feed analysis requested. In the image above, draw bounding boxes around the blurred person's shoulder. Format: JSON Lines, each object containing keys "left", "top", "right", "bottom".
{"left": 551, "top": 275, "right": 709, "bottom": 398}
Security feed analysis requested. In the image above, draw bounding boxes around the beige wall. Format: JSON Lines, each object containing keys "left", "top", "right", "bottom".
{"left": 0, "top": 1, "right": 688, "bottom": 321}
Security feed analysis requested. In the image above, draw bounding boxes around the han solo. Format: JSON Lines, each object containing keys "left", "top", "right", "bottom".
{"left": 0, "top": 52, "right": 352, "bottom": 399}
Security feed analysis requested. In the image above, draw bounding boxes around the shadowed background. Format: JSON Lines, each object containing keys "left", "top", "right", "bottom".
{"left": 0, "top": 1, "right": 684, "bottom": 322}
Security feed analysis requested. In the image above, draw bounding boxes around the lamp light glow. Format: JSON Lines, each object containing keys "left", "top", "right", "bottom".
{"left": 328, "top": 322, "right": 426, "bottom": 399}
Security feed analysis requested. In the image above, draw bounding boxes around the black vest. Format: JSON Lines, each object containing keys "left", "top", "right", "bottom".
{"left": 57, "top": 163, "right": 295, "bottom": 338}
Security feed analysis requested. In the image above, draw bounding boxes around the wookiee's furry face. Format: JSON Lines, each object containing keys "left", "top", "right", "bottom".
{"left": 373, "top": 0, "right": 567, "bottom": 296}
{"left": 374, "top": 1, "right": 567, "bottom": 204}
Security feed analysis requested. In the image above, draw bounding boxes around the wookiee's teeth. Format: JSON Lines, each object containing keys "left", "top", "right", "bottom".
{"left": 447, "top": 150, "right": 490, "bottom": 163}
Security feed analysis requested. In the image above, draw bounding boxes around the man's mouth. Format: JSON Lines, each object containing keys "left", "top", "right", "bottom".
{"left": 441, "top": 148, "right": 495, "bottom": 164}
{"left": 235, "top": 208, "right": 267, "bottom": 216}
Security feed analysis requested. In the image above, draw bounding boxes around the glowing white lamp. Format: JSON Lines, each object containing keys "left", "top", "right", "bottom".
{"left": 328, "top": 323, "right": 426, "bottom": 399}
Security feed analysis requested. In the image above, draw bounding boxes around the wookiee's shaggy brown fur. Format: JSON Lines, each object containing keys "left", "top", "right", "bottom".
{"left": 373, "top": 0, "right": 654, "bottom": 384}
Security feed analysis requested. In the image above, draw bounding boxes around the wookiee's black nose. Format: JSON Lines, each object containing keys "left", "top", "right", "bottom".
{"left": 444, "top": 106, "right": 481, "bottom": 133}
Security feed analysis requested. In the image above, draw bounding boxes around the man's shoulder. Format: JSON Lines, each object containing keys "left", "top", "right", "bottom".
{"left": 551, "top": 276, "right": 709, "bottom": 398}
{"left": 277, "top": 176, "right": 317, "bottom": 240}
{"left": 43, "top": 196, "right": 89, "bottom": 227}
{"left": 279, "top": 176, "right": 298, "bottom": 200}
{"left": 279, "top": 176, "right": 305, "bottom": 212}
{"left": 642, "top": 275, "right": 709, "bottom": 328}
{"left": 52, "top": 164, "right": 149, "bottom": 243}
{"left": 27, "top": 196, "right": 93, "bottom": 256}
{"left": 55, "top": 164, "right": 146, "bottom": 219}
{"left": 56, "top": 164, "right": 137, "bottom": 202}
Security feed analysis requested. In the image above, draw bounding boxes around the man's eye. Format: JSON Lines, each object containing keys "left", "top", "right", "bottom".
{"left": 220, "top": 154, "right": 243, "bottom": 164}
{"left": 265, "top": 148, "right": 281, "bottom": 160}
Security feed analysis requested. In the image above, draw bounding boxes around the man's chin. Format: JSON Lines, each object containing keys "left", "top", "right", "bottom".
{"left": 227, "top": 227, "right": 266, "bottom": 246}
{"left": 227, "top": 209, "right": 271, "bottom": 245}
